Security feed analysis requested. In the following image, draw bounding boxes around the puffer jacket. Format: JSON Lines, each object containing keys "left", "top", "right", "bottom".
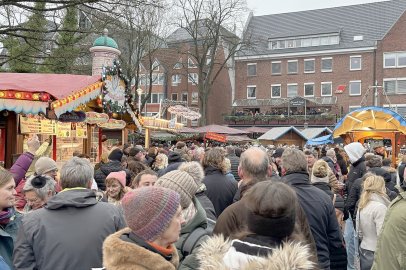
{"left": 0, "top": 210, "right": 22, "bottom": 270}
{"left": 9, "top": 152, "right": 34, "bottom": 186}
{"left": 13, "top": 189, "right": 126, "bottom": 270}
{"left": 176, "top": 198, "right": 209, "bottom": 270}
{"left": 94, "top": 161, "right": 132, "bottom": 190}
{"left": 197, "top": 234, "right": 316, "bottom": 270}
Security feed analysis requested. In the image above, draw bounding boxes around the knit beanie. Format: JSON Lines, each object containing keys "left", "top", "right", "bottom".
{"left": 326, "top": 149, "right": 336, "bottom": 159}
{"left": 108, "top": 149, "right": 123, "bottom": 162}
{"left": 344, "top": 142, "right": 366, "bottom": 164}
{"left": 35, "top": 157, "right": 58, "bottom": 175}
{"left": 106, "top": 171, "right": 126, "bottom": 187}
{"left": 156, "top": 162, "right": 202, "bottom": 209}
{"left": 129, "top": 146, "right": 143, "bottom": 157}
{"left": 311, "top": 160, "right": 330, "bottom": 183}
{"left": 121, "top": 187, "right": 180, "bottom": 242}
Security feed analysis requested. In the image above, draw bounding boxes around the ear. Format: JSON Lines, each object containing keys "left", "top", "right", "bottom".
{"left": 267, "top": 164, "right": 272, "bottom": 177}
{"left": 237, "top": 165, "right": 243, "bottom": 180}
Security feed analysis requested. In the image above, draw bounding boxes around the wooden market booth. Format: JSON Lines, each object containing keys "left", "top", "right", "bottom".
{"left": 333, "top": 106, "right": 406, "bottom": 165}
{"left": 0, "top": 71, "right": 134, "bottom": 168}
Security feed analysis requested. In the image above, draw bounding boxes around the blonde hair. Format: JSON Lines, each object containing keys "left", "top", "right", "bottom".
{"left": 312, "top": 160, "right": 329, "bottom": 178}
{"left": 358, "top": 175, "right": 387, "bottom": 210}
{"left": 224, "top": 158, "right": 231, "bottom": 172}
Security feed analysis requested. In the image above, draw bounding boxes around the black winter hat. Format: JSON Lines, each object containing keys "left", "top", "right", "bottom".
{"left": 108, "top": 149, "right": 123, "bottom": 162}
{"left": 272, "top": 148, "right": 285, "bottom": 158}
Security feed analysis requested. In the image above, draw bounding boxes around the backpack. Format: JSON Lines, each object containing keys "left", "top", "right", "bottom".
{"left": 181, "top": 218, "right": 215, "bottom": 256}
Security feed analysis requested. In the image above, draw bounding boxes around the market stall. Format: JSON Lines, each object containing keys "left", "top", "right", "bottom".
{"left": 333, "top": 106, "right": 406, "bottom": 165}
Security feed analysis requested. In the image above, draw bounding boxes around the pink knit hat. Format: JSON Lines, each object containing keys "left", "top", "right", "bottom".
{"left": 121, "top": 187, "right": 180, "bottom": 241}
{"left": 106, "top": 171, "right": 126, "bottom": 187}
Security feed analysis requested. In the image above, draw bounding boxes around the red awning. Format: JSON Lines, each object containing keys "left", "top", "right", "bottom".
{"left": 0, "top": 73, "right": 101, "bottom": 99}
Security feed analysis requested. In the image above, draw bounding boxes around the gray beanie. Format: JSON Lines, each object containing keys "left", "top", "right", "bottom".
{"left": 155, "top": 162, "right": 204, "bottom": 209}
{"left": 35, "top": 157, "right": 57, "bottom": 175}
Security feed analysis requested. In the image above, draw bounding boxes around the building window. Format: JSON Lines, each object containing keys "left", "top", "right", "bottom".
{"left": 151, "top": 93, "right": 164, "bottom": 104}
{"left": 349, "top": 106, "right": 361, "bottom": 112}
{"left": 287, "top": 84, "right": 298, "bottom": 97}
{"left": 349, "top": 81, "right": 362, "bottom": 96}
{"left": 350, "top": 56, "right": 362, "bottom": 70}
{"left": 268, "top": 34, "right": 339, "bottom": 50}
{"left": 173, "top": 59, "right": 182, "bottom": 69}
{"left": 151, "top": 73, "right": 164, "bottom": 85}
{"left": 383, "top": 78, "right": 406, "bottom": 94}
{"left": 304, "top": 83, "right": 314, "bottom": 97}
{"left": 188, "top": 57, "right": 197, "bottom": 68}
{"left": 384, "top": 104, "right": 406, "bottom": 117}
{"left": 271, "top": 84, "right": 281, "bottom": 98}
{"left": 247, "top": 86, "right": 256, "bottom": 99}
{"left": 172, "top": 74, "right": 181, "bottom": 85}
{"left": 188, "top": 73, "right": 198, "bottom": 85}
{"left": 304, "top": 59, "right": 315, "bottom": 73}
{"left": 247, "top": 63, "right": 257, "bottom": 76}
{"left": 152, "top": 60, "right": 160, "bottom": 71}
{"left": 287, "top": 60, "right": 298, "bottom": 74}
{"left": 171, "top": 93, "right": 178, "bottom": 101}
{"left": 321, "top": 82, "right": 332, "bottom": 96}
{"left": 384, "top": 52, "right": 406, "bottom": 68}
{"left": 271, "top": 61, "right": 281, "bottom": 75}
{"left": 191, "top": 92, "right": 198, "bottom": 103}
{"left": 321, "top": 57, "right": 332, "bottom": 72}
{"left": 182, "top": 92, "right": 188, "bottom": 102}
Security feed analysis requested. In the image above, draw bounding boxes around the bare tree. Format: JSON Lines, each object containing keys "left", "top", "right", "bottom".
{"left": 171, "top": 0, "right": 251, "bottom": 125}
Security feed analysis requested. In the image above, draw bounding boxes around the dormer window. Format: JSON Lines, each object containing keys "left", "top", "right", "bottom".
{"left": 188, "top": 58, "right": 197, "bottom": 68}
{"left": 268, "top": 33, "right": 340, "bottom": 50}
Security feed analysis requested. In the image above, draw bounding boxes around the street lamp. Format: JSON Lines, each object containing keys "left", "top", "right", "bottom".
{"left": 136, "top": 88, "right": 143, "bottom": 113}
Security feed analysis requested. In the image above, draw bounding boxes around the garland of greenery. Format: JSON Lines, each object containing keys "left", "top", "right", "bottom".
{"left": 101, "top": 59, "right": 134, "bottom": 114}
{"left": 128, "top": 132, "right": 200, "bottom": 142}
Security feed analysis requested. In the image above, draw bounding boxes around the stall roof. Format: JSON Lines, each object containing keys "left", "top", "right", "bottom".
{"left": 333, "top": 106, "right": 406, "bottom": 138}
{"left": 0, "top": 73, "right": 101, "bottom": 99}
{"left": 196, "top": 124, "right": 249, "bottom": 135}
{"left": 258, "top": 126, "right": 306, "bottom": 141}
{"left": 239, "top": 126, "right": 270, "bottom": 133}
{"left": 301, "top": 127, "right": 332, "bottom": 140}
{"left": 179, "top": 126, "right": 200, "bottom": 133}
{"left": 0, "top": 73, "right": 103, "bottom": 116}
{"left": 227, "top": 135, "right": 254, "bottom": 143}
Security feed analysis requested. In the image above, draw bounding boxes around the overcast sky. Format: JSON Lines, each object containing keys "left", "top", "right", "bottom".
{"left": 246, "top": 0, "right": 387, "bottom": 16}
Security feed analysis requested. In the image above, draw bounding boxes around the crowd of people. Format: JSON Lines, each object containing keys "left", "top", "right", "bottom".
{"left": 0, "top": 135, "right": 405, "bottom": 270}
{"left": 233, "top": 107, "right": 332, "bottom": 117}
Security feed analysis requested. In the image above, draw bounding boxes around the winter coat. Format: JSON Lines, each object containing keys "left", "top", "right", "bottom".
{"left": 281, "top": 171, "right": 345, "bottom": 269}
{"left": 13, "top": 189, "right": 126, "bottom": 270}
{"left": 158, "top": 152, "right": 184, "bottom": 177}
{"left": 103, "top": 228, "right": 179, "bottom": 270}
{"left": 347, "top": 157, "right": 366, "bottom": 193}
{"left": 94, "top": 161, "right": 132, "bottom": 190}
{"left": 371, "top": 191, "right": 406, "bottom": 270}
{"left": 197, "top": 234, "right": 316, "bottom": 270}
{"left": 397, "top": 162, "right": 405, "bottom": 184}
{"left": 0, "top": 210, "right": 22, "bottom": 270}
{"left": 336, "top": 154, "right": 348, "bottom": 176}
{"left": 226, "top": 153, "right": 240, "bottom": 181}
{"left": 203, "top": 166, "right": 237, "bottom": 217}
{"left": 196, "top": 188, "right": 217, "bottom": 222}
{"left": 176, "top": 198, "right": 209, "bottom": 270}
{"left": 9, "top": 152, "right": 34, "bottom": 186}
{"left": 356, "top": 193, "right": 390, "bottom": 252}
{"left": 213, "top": 180, "right": 318, "bottom": 265}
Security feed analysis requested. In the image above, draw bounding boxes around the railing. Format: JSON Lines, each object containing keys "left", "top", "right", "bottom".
{"left": 224, "top": 114, "right": 337, "bottom": 126}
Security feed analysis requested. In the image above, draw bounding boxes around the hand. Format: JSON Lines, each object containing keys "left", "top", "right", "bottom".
{"left": 45, "top": 135, "right": 53, "bottom": 144}
{"left": 27, "top": 135, "right": 40, "bottom": 154}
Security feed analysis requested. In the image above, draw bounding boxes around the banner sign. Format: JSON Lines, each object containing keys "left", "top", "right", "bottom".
{"left": 85, "top": 112, "right": 109, "bottom": 124}
{"left": 57, "top": 122, "right": 72, "bottom": 138}
{"left": 20, "top": 116, "right": 57, "bottom": 134}
{"left": 58, "top": 111, "right": 86, "bottom": 123}
{"left": 205, "top": 132, "right": 227, "bottom": 143}
{"left": 73, "top": 122, "right": 87, "bottom": 138}
{"left": 98, "top": 119, "right": 126, "bottom": 130}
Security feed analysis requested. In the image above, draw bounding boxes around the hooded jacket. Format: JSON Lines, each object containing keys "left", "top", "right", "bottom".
{"left": 371, "top": 192, "right": 406, "bottom": 270}
{"left": 197, "top": 234, "right": 315, "bottom": 270}
{"left": 13, "top": 189, "right": 125, "bottom": 270}
{"left": 94, "top": 161, "right": 132, "bottom": 190}
{"left": 344, "top": 143, "right": 367, "bottom": 192}
{"left": 159, "top": 152, "right": 184, "bottom": 177}
{"left": 103, "top": 228, "right": 179, "bottom": 270}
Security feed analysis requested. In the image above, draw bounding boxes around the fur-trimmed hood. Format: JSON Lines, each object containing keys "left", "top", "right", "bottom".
{"left": 103, "top": 228, "right": 179, "bottom": 270}
{"left": 197, "top": 235, "right": 315, "bottom": 270}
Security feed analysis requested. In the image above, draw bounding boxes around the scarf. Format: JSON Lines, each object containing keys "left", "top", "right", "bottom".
{"left": 0, "top": 207, "right": 15, "bottom": 225}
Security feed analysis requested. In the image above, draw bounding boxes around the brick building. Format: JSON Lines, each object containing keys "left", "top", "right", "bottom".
{"left": 230, "top": 0, "right": 406, "bottom": 127}
{"left": 138, "top": 25, "right": 236, "bottom": 127}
